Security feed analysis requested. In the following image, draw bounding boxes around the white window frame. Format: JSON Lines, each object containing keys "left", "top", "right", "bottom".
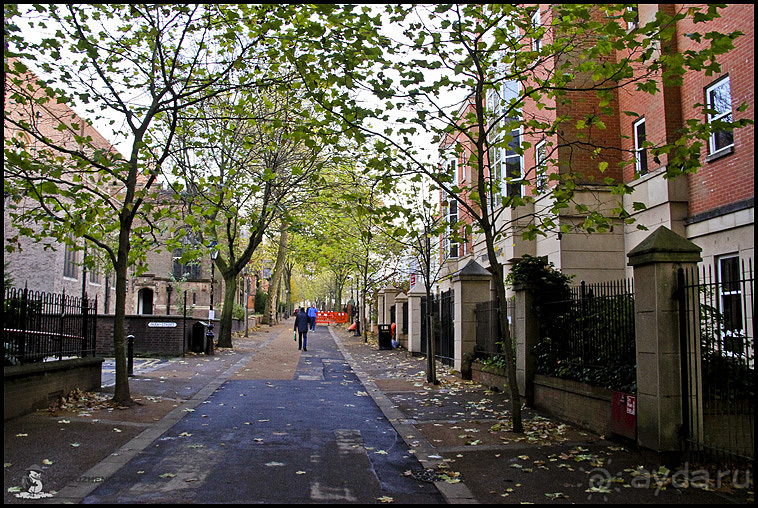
{"left": 504, "top": 127, "right": 524, "bottom": 198}
{"left": 535, "top": 139, "right": 548, "bottom": 192}
{"left": 633, "top": 117, "right": 648, "bottom": 175}
{"left": 489, "top": 139, "right": 504, "bottom": 207}
{"left": 531, "top": 8, "right": 542, "bottom": 53}
{"left": 705, "top": 76, "right": 734, "bottom": 155}
{"left": 448, "top": 158, "right": 459, "bottom": 185}
{"left": 717, "top": 254, "right": 743, "bottom": 332}
{"left": 626, "top": 5, "right": 639, "bottom": 30}
{"left": 447, "top": 200, "right": 459, "bottom": 259}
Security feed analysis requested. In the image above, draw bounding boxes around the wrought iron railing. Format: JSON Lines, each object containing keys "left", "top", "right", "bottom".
{"left": 3, "top": 286, "right": 97, "bottom": 365}
{"left": 536, "top": 279, "right": 636, "bottom": 392}
{"left": 679, "top": 259, "right": 754, "bottom": 463}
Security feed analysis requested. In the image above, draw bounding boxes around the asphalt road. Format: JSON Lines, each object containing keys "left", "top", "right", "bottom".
{"left": 80, "top": 325, "right": 444, "bottom": 504}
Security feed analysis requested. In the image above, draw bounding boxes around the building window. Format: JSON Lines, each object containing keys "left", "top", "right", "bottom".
{"left": 173, "top": 249, "right": 202, "bottom": 280}
{"left": 705, "top": 76, "right": 733, "bottom": 155}
{"left": 531, "top": 8, "right": 542, "bottom": 53}
{"left": 505, "top": 128, "right": 523, "bottom": 198}
{"left": 90, "top": 268, "right": 100, "bottom": 285}
{"left": 448, "top": 158, "right": 459, "bottom": 185}
{"left": 63, "top": 241, "right": 78, "bottom": 279}
{"left": 717, "top": 255, "right": 743, "bottom": 335}
{"left": 626, "top": 5, "right": 639, "bottom": 30}
{"left": 447, "top": 200, "right": 459, "bottom": 259}
{"left": 633, "top": 117, "right": 648, "bottom": 175}
{"left": 535, "top": 139, "right": 548, "bottom": 192}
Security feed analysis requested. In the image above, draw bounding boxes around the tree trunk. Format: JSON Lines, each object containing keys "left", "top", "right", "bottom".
{"left": 263, "top": 229, "right": 288, "bottom": 325}
{"left": 283, "top": 262, "right": 293, "bottom": 317}
{"left": 490, "top": 260, "right": 523, "bottom": 433}
{"left": 217, "top": 271, "right": 237, "bottom": 348}
{"left": 111, "top": 237, "right": 131, "bottom": 403}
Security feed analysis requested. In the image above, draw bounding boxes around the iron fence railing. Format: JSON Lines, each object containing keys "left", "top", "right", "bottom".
{"left": 474, "top": 298, "right": 515, "bottom": 357}
{"left": 3, "top": 286, "right": 97, "bottom": 365}
{"left": 679, "top": 259, "right": 754, "bottom": 464}
{"left": 536, "top": 279, "right": 636, "bottom": 391}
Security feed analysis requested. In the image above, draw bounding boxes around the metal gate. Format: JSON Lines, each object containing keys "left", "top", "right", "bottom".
{"left": 439, "top": 289, "right": 454, "bottom": 366}
{"left": 420, "top": 290, "right": 454, "bottom": 366}
{"left": 678, "top": 260, "right": 754, "bottom": 464}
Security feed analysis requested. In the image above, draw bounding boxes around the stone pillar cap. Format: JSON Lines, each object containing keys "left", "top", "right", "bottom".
{"left": 452, "top": 259, "right": 492, "bottom": 281}
{"left": 627, "top": 226, "right": 702, "bottom": 266}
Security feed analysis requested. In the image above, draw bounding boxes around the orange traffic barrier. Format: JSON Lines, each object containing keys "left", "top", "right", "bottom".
{"left": 315, "top": 312, "right": 349, "bottom": 325}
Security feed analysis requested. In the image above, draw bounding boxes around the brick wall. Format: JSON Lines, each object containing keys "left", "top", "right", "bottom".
{"left": 615, "top": 4, "right": 754, "bottom": 216}
{"left": 95, "top": 314, "right": 259, "bottom": 356}
{"left": 678, "top": 4, "right": 754, "bottom": 217}
{"left": 95, "top": 315, "right": 217, "bottom": 356}
{"left": 4, "top": 358, "right": 103, "bottom": 420}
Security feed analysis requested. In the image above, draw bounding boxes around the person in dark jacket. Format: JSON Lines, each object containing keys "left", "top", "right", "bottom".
{"left": 294, "top": 307, "right": 310, "bottom": 351}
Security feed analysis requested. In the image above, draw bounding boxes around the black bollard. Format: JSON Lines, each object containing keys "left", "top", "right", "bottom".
{"left": 127, "top": 334, "right": 135, "bottom": 376}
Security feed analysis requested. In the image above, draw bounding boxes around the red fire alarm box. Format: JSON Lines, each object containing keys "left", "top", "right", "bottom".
{"left": 610, "top": 391, "right": 636, "bottom": 440}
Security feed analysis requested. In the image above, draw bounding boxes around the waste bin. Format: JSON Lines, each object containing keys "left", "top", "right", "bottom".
{"left": 190, "top": 322, "right": 206, "bottom": 353}
{"left": 377, "top": 324, "right": 392, "bottom": 350}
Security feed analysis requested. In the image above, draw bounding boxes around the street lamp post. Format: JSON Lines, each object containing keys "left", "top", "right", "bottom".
{"left": 166, "top": 283, "right": 173, "bottom": 316}
{"left": 206, "top": 243, "right": 218, "bottom": 355}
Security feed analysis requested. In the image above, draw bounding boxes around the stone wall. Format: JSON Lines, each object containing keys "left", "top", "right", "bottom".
{"left": 533, "top": 375, "right": 612, "bottom": 437}
{"left": 471, "top": 363, "right": 613, "bottom": 436}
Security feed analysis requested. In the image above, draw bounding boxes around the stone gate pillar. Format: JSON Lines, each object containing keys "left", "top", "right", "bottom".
{"left": 406, "top": 281, "right": 425, "bottom": 354}
{"left": 394, "top": 291, "right": 408, "bottom": 348}
{"left": 451, "top": 260, "right": 493, "bottom": 374}
{"left": 514, "top": 285, "right": 540, "bottom": 406}
{"left": 380, "top": 286, "right": 398, "bottom": 325}
{"left": 627, "top": 226, "right": 701, "bottom": 453}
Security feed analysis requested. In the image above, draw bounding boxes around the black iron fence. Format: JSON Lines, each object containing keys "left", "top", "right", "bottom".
{"left": 678, "top": 260, "right": 754, "bottom": 464}
{"left": 536, "top": 279, "right": 636, "bottom": 392}
{"left": 3, "top": 286, "right": 97, "bottom": 365}
{"left": 474, "top": 298, "right": 515, "bottom": 357}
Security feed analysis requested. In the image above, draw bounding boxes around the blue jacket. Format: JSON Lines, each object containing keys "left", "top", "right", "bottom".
{"left": 307, "top": 306, "right": 318, "bottom": 318}
{"left": 294, "top": 311, "right": 310, "bottom": 332}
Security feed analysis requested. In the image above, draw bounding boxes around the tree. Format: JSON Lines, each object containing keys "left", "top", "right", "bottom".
{"left": 4, "top": 4, "right": 285, "bottom": 403}
{"left": 383, "top": 180, "right": 454, "bottom": 385}
{"left": 284, "top": 4, "right": 751, "bottom": 433}
{"left": 263, "top": 225, "right": 288, "bottom": 325}
{"left": 168, "top": 87, "right": 330, "bottom": 347}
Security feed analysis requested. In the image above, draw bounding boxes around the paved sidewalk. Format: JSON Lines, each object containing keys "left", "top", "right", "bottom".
{"left": 4, "top": 320, "right": 752, "bottom": 504}
{"left": 330, "top": 325, "right": 753, "bottom": 505}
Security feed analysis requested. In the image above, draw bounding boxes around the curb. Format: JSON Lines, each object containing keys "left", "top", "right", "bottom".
{"left": 330, "top": 326, "right": 479, "bottom": 504}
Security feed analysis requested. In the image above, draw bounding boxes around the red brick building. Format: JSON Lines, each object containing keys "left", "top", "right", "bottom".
{"left": 439, "top": 4, "right": 753, "bottom": 288}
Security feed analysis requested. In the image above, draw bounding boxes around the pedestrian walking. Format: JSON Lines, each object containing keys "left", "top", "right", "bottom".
{"left": 294, "top": 307, "right": 310, "bottom": 351}
{"left": 307, "top": 304, "right": 318, "bottom": 331}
